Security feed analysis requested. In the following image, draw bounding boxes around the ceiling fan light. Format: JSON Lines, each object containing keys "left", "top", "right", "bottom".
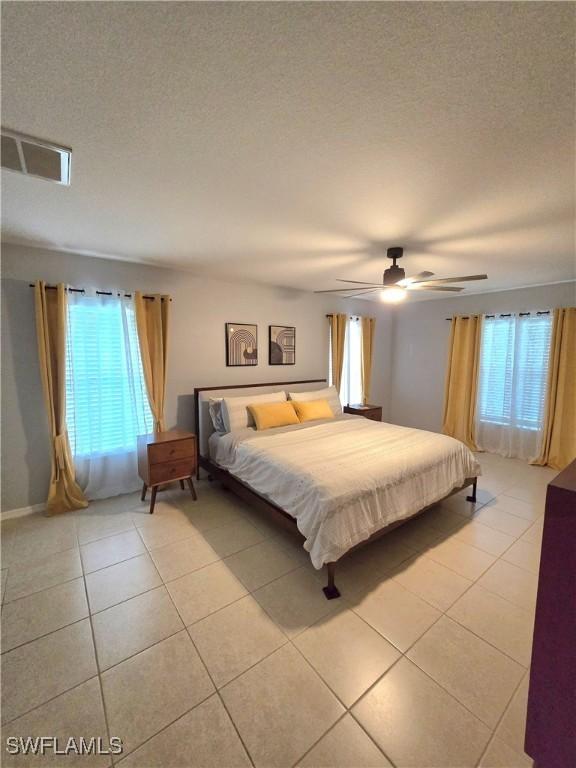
{"left": 380, "top": 287, "right": 407, "bottom": 303}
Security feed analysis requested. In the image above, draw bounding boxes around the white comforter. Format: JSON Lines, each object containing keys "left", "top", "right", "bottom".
{"left": 212, "top": 416, "right": 481, "bottom": 569}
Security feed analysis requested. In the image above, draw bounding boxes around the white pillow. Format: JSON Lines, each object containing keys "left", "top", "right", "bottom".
{"left": 222, "top": 391, "right": 287, "bottom": 433}
{"left": 288, "top": 386, "right": 342, "bottom": 416}
{"left": 208, "top": 398, "right": 226, "bottom": 434}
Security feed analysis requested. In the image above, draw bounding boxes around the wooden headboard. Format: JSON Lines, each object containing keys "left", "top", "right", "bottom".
{"left": 193, "top": 379, "right": 327, "bottom": 458}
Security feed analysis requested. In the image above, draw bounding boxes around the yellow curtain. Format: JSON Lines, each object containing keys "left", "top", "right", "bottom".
{"left": 135, "top": 292, "right": 170, "bottom": 432}
{"left": 360, "top": 316, "right": 376, "bottom": 404}
{"left": 329, "top": 313, "right": 347, "bottom": 394}
{"left": 533, "top": 307, "right": 576, "bottom": 470}
{"left": 34, "top": 282, "right": 88, "bottom": 514}
{"left": 442, "top": 315, "right": 481, "bottom": 450}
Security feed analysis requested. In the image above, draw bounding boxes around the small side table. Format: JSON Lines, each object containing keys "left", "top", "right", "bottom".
{"left": 137, "top": 429, "right": 197, "bottom": 514}
{"left": 343, "top": 403, "right": 383, "bottom": 422}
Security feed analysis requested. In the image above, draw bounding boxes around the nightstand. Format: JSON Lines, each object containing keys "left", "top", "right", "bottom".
{"left": 343, "top": 404, "right": 383, "bottom": 422}
{"left": 138, "top": 429, "right": 197, "bottom": 514}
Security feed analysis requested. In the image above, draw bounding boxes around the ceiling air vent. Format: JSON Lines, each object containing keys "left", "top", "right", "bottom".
{"left": 1, "top": 129, "right": 71, "bottom": 185}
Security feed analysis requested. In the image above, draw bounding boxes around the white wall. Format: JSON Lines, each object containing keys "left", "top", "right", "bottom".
{"left": 1, "top": 244, "right": 394, "bottom": 511}
{"left": 389, "top": 282, "right": 576, "bottom": 433}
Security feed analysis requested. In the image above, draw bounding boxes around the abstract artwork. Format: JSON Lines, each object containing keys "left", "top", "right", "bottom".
{"left": 226, "top": 323, "right": 258, "bottom": 366}
{"left": 269, "top": 325, "right": 295, "bottom": 365}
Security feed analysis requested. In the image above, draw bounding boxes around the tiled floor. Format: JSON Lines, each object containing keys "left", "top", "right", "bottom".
{"left": 0, "top": 453, "right": 553, "bottom": 767}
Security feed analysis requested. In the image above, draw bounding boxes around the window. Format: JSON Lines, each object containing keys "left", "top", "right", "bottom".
{"left": 476, "top": 312, "right": 552, "bottom": 459}
{"left": 65, "top": 295, "right": 153, "bottom": 458}
{"left": 328, "top": 315, "right": 362, "bottom": 405}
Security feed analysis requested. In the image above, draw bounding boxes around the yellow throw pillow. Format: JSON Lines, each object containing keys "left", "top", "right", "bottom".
{"left": 247, "top": 401, "right": 300, "bottom": 430}
{"left": 293, "top": 399, "right": 334, "bottom": 423}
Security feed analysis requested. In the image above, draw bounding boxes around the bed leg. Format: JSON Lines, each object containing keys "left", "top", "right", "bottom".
{"left": 323, "top": 562, "right": 341, "bottom": 600}
{"left": 466, "top": 478, "right": 477, "bottom": 503}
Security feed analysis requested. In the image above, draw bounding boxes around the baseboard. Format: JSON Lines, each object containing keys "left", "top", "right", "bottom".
{"left": 1, "top": 502, "right": 45, "bottom": 521}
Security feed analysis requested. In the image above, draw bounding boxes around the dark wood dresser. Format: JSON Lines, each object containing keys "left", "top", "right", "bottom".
{"left": 525, "top": 458, "right": 576, "bottom": 768}
{"left": 138, "top": 429, "right": 197, "bottom": 514}
{"left": 343, "top": 404, "right": 382, "bottom": 422}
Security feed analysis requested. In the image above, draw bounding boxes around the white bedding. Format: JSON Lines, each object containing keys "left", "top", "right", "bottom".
{"left": 211, "top": 416, "right": 481, "bottom": 569}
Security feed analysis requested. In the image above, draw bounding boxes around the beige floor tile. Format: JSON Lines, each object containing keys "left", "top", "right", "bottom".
{"left": 351, "top": 579, "right": 440, "bottom": 652}
{"left": 136, "top": 516, "right": 198, "bottom": 550}
{"left": 434, "top": 495, "right": 480, "bottom": 520}
{"left": 92, "top": 586, "right": 184, "bottom": 670}
{"left": 6, "top": 525, "right": 78, "bottom": 567}
{"left": 3, "top": 548, "right": 82, "bottom": 603}
{"left": 521, "top": 518, "right": 544, "bottom": 544}
{"left": 383, "top": 516, "right": 443, "bottom": 553}
{"left": 224, "top": 539, "right": 300, "bottom": 592}
{"left": 494, "top": 676, "right": 530, "bottom": 755}
{"left": 479, "top": 736, "right": 534, "bottom": 768}
{"left": 448, "top": 585, "right": 534, "bottom": 666}
{"left": 176, "top": 495, "right": 246, "bottom": 532}
{"left": 119, "top": 694, "right": 251, "bottom": 768}
{"left": 1, "top": 578, "right": 89, "bottom": 652}
{"left": 189, "top": 594, "right": 287, "bottom": 687}
{"left": 85, "top": 552, "right": 161, "bottom": 613}
{"left": 1, "top": 678, "right": 109, "bottom": 768}
{"left": 325, "top": 550, "right": 387, "bottom": 595}
{"left": 80, "top": 529, "right": 146, "bottom": 574}
{"left": 1, "top": 569, "right": 7, "bottom": 603}
{"left": 76, "top": 510, "right": 135, "bottom": 546}
{"left": 221, "top": 644, "right": 344, "bottom": 768}
{"left": 408, "top": 616, "right": 524, "bottom": 727}
{"left": 427, "top": 537, "right": 496, "bottom": 580}
{"left": 390, "top": 554, "right": 472, "bottom": 611}
{"left": 453, "top": 519, "right": 516, "bottom": 556}
{"left": 149, "top": 533, "right": 221, "bottom": 582}
{"left": 299, "top": 714, "right": 392, "bottom": 767}
{"left": 1, "top": 619, "right": 97, "bottom": 724}
{"left": 131, "top": 496, "right": 192, "bottom": 525}
{"left": 202, "top": 518, "right": 265, "bottom": 558}
{"left": 506, "top": 482, "right": 546, "bottom": 514}
{"left": 353, "top": 658, "right": 490, "bottom": 768}
{"left": 472, "top": 505, "right": 533, "bottom": 538}
{"left": 294, "top": 609, "right": 400, "bottom": 707}
{"left": 478, "top": 559, "right": 538, "bottom": 611}
{"left": 167, "top": 560, "right": 248, "bottom": 626}
{"left": 502, "top": 539, "right": 541, "bottom": 574}
{"left": 101, "top": 630, "right": 213, "bottom": 756}
{"left": 253, "top": 568, "right": 339, "bottom": 638}
{"left": 488, "top": 494, "right": 543, "bottom": 521}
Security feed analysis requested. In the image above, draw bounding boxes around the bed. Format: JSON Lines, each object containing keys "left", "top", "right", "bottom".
{"left": 194, "top": 380, "right": 480, "bottom": 598}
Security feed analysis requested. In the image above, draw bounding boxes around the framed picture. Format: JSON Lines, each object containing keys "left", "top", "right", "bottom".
{"left": 225, "top": 323, "right": 258, "bottom": 366}
{"left": 269, "top": 325, "right": 296, "bottom": 365}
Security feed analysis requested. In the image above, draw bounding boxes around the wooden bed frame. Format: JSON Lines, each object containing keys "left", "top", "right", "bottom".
{"left": 193, "top": 380, "right": 478, "bottom": 599}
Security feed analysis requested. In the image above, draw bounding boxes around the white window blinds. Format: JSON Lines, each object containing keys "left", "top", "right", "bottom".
{"left": 65, "top": 293, "right": 153, "bottom": 499}
{"left": 476, "top": 312, "right": 552, "bottom": 459}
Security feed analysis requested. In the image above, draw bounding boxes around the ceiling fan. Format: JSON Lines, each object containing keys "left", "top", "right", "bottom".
{"left": 314, "top": 247, "right": 488, "bottom": 303}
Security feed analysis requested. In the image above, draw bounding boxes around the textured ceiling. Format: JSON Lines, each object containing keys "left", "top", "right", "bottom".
{"left": 1, "top": 1, "right": 575, "bottom": 299}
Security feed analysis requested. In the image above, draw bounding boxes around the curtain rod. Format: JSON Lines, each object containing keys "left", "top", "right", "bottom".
{"left": 29, "top": 284, "right": 171, "bottom": 301}
{"left": 445, "top": 311, "right": 550, "bottom": 321}
{"left": 325, "top": 313, "right": 365, "bottom": 320}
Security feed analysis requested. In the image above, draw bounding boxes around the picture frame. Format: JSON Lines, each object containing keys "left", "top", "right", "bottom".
{"left": 269, "top": 325, "right": 296, "bottom": 365}
{"left": 225, "top": 323, "right": 258, "bottom": 366}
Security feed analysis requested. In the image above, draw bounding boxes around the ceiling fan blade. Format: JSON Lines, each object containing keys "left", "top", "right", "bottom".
{"left": 398, "top": 271, "right": 435, "bottom": 286}
{"left": 336, "top": 279, "right": 382, "bottom": 286}
{"left": 313, "top": 287, "right": 378, "bottom": 293}
{"left": 412, "top": 274, "right": 488, "bottom": 285}
{"left": 345, "top": 288, "right": 381, "bottom": 298}
{"left": 407, "top": 285, "right": 464, "bottom": 292}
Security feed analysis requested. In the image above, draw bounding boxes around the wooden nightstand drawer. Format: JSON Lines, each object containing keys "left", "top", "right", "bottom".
{"left": 149, "top": 457, "right": 196, "bottom": 485}
{"left": 149, "top": 438, "right": 195, "bottom": 465}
